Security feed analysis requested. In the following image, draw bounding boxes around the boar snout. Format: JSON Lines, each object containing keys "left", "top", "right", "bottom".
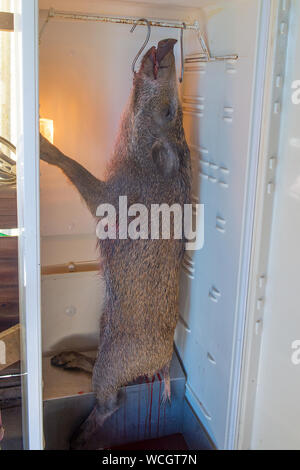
{"left": 156, "top": 38, "right": 177, "bottom": 65}
{"left": 140, "top": 38, "right": 177, "bottom": 81}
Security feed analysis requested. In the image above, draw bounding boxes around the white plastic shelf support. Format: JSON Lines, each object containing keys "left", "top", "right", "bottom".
{"left": 14, "top": 0, "right": 43, "bottom": 450}
{"left": 236, "top": 0, "right": 291, "bottom": 450}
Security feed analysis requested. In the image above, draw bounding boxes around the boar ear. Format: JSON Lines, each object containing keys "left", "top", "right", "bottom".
{"left": 152, "top": 141, "right": 179, "bottom": 177}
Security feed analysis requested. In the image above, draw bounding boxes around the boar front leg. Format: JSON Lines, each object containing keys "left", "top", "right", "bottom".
{"left": 40, "top": 134, "right": 106, "bottom": 216}
{"left": 51, "top": 351, "right": 95, "bottom": 374}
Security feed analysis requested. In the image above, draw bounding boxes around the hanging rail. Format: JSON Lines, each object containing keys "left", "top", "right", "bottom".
{"left": 39, "top": 8, "right": 238, "bottom": 63}
{"left": 44, "top": 8, "right": 198, "bottom": 30}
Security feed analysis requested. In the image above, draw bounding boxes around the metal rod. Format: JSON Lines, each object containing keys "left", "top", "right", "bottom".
{"left": 39, "top": 8, "right": 52, "bottom": 44}
{"left": 197, "top": 31, "right": 211, "bottom": 61}
{"left": 185, "top": 54, "right": 238, "bottom": 63}
{"left": 48, "top": 8, "right": 198, "bottom": 30}
{"left": 0, "top": 372, "right": 27, "bottom": 379}
{"left": 179, "top": 22, "right": 186, "bottom": 83}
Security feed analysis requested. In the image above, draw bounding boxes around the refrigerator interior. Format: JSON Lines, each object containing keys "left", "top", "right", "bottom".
{"left": 38, "top": 0, "right": 270, "bottom": 449}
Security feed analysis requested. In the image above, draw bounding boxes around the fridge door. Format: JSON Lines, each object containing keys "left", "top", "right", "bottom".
{"left": 15, "top": 0, "right": 43, "bottom": 450}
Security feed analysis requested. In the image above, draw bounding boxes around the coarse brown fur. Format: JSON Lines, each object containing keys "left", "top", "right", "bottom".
{"left": 40, "top": 39, "right": 191, "bottom": 449}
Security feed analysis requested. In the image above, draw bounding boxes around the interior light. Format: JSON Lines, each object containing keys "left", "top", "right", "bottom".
{"left": 39, "top": 118, "right": 54, "bottom": 144}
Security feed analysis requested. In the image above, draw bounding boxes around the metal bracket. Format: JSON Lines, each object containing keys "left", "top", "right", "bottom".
{"left": 39, "top": 9, "right": 238, "bottom": 63}
{"left": 186, "top": 21, "right": 238, "bottom": 63}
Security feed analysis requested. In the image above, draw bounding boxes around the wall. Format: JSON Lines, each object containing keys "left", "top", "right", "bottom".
{"left": 251, "top": 0, "right": 300, "bottom": 450}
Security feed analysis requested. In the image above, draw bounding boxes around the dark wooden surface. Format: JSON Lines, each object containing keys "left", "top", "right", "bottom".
{"left": 0, "top": 187, "right": 19, "bottom": 333}
{"left": 0, "top": 236, "right": 18, "bottom": 257}
{"left": 0, "top": 238, "right": 19, "bottom": 332}
{"left": 0, "top": 187, "right": 20, "bottom": 415}
{"left": 0, "top": 186, "right": 17, "bottom": 229}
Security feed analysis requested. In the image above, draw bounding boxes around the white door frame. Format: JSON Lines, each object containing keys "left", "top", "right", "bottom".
{"left": 233, "top": 0, "right": 291, "bottom": 450}
{"left": 15, "top": 0, "right": 43, "bottom": 450}
{"left": 223, "top": 0, "right": 273, "bottom": 449}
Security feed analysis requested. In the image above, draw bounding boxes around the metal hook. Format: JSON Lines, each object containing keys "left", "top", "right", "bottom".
{"left": 130, "top": 18, "right": 151, "bottom": 75}
{"left": 179, "top": 22, "right": 186, "bottom": 83}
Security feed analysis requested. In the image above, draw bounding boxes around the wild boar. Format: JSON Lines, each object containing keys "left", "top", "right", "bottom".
{"left": 40, "top": 38, "right": 191, "bottom": 449}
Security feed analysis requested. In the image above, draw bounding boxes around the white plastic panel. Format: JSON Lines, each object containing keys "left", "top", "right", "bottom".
{"left": 41, "top": 234, "right": 98, "bottom": 266}
{"left": 175, "top": 0, "right": 263, "bottom": 448}
{"left": 42, "top": 272, "right": 104, "bottom": 354}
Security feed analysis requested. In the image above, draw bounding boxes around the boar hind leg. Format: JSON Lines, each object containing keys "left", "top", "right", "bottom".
{"left": 40, "top": 134, "right": 106, "bottom": 216}
{"left": 51, "top": 351, "right": 95, "bottom": 374}
{"left": 70, "top": 389, "right": 124, "bottom": 450}
{"left": 70, "top": 350, "right": 126, "bottom": 449}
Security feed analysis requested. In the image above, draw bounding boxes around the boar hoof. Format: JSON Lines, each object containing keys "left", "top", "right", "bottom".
{"left": 51, "top": 351, "right": 80, "bottom": 370}
{"left": 70, "top": 406, "right": 103, "bottom": 450}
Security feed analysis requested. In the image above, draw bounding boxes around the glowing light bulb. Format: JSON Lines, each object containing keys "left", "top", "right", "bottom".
{"left": 39, "top": 118, "right": 54, "bottom": 143}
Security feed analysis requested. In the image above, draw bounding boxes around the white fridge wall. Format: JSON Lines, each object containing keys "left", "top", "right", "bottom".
{"left": 175, "top": 0, "right": 262, "bottom": 448}
{"left": 41, "top": 272, "right": 104, "bottom": 354}
{"left": 251, "top": 0, "right": 300, "bottom": 450}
